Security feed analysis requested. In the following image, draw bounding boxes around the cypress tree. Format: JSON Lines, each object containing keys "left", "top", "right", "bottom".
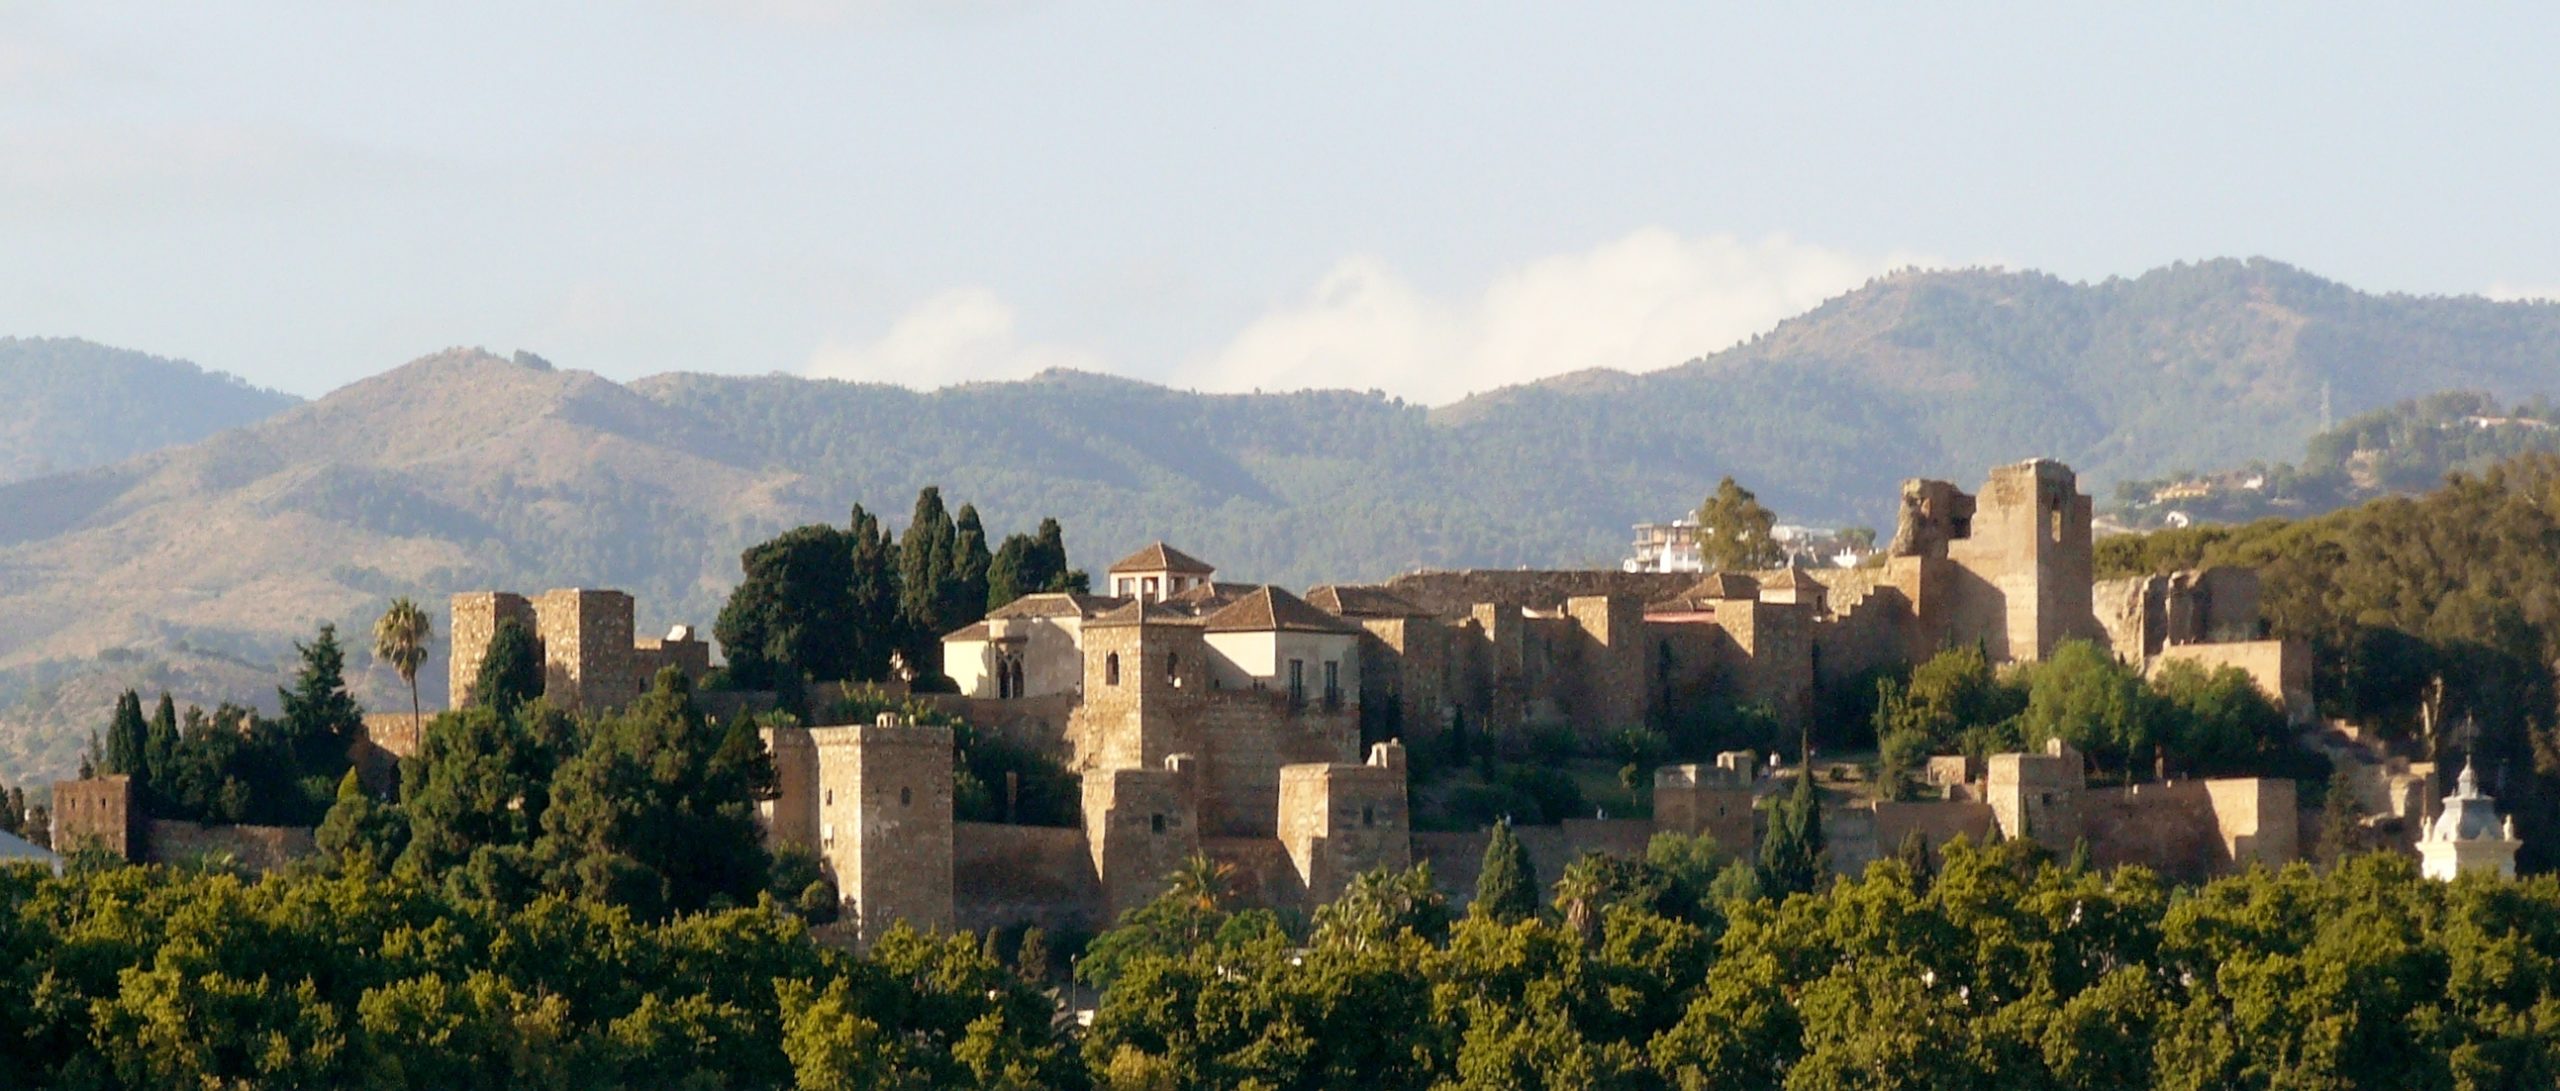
{"left": 474, "top": 618, "right": 545, "bottom": 713}
{"left": 146, "top": 693, "right": 180, "bottom": 790}
{"left": 949, "top": 504, "right": 993, "bottom": 628}
{"left": 104, "top": 691, "right": 148, "bottom": 782}
{"left": 1758, "top": 768, "right": 1828, "bottom": 897}
{"left": 1473, "top": 818, "right": 1539, "bottom": 922}
{"left": 987, "top": 533, "right": 1036, "bottom": 611}
{"left": 847, "top": 505, "right": 900, "bottom": 681}
{"left": 897, "top": 487, "right": 958, "bottom": 679}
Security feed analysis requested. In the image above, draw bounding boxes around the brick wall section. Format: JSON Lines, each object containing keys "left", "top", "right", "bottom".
{"left": 952, "top": 822, "right": 1104, "bottom": 935}
{"left": 50, "top": 776, "right": 135, "bottom": 858}
{"left": 448, "top": 592, "right": 534, "bottom": 708}
{"left": 144, "top": 820, "right": 316, "bottom": 871}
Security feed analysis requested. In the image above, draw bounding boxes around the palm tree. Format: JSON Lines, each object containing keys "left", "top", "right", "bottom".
{"left": 374, "top": 597, "right": 433, "bottom": 737}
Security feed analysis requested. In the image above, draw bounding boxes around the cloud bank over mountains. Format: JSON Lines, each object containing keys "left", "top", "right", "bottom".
{"left": 805, "top": 228, "right": 1935, "bottom": 405}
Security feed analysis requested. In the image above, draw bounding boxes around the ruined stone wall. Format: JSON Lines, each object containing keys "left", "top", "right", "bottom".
{"left": 1082, "top": 766, "right": 1197, "bottom": 917}
{"left": 917, "top": 693, "right": 1080, "bottom": 760}
{"left": 448, "top": 592, "right": 534, "bottom": 709}
{"left": 144, "top": 820, "right": 316, "bottom": 871}
{"left": 50, "top": 776, "right": 134, "bottom": 858}
{"left": 1384, "top": 570, "right": 1702, "bottom": 620}
{"left": 534, "top": 589, "right": 639, "bottom": 712}
{"left": 814, "top": 721, "right": 955, "bottom": 945}
{"left": 952, "top": 822, "right": 1103, "bottom": 936}
{"left": 2153, "top": 639, "right": 2315, "bottom": 724}
{"left": 2096, "top": 567, "right": 2270, "bottom": 664}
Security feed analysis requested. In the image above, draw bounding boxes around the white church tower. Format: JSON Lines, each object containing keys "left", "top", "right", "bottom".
{"left": 2419, "top": 760, "right": 2521, "bottom": 881}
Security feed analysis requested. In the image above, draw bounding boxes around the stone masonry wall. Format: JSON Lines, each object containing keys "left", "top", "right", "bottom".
{"left": 50, "top": 776, "right": 134, "bottom": 858}
{"left": 534, "top": 589, "right": 639, "bottom": 712}
{"left": 814, "top": 721, "right": 955, "bottom": 946}
{"left": 1385, "top": 570, "right": 1701, "bottom": 620}
{"left": 1276, "top": 749, "right": 1411, "bottom": 906}
{"left": 448, "top": 592, "right": 534, "bottom": 709}
{"left": 952, "top": 822, "right": 1104, "bottom": 936}
{"left": 144, "top": 820, "right": 316, "bottom": 872}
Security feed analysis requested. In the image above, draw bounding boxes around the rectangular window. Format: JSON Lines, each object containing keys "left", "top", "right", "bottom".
{"left": 1288, "top": 659, "right": 1306, "bottom": 706}
{"left": 1323, "top": 660, "right": 1341, "bottom": 709}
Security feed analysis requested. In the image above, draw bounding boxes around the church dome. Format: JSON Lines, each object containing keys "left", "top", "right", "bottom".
{"left": 2428, "top": 760, "right": 2511, "bottom": 843}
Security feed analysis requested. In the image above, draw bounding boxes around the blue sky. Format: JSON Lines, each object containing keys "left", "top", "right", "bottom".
{"left": 5, "top": 2, "right": 2555, "bottom": 403}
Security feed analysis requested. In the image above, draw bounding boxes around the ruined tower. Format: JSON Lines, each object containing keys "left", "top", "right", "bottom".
{"left": 1942, "top": 459, "right": 2099, "bottom": 662}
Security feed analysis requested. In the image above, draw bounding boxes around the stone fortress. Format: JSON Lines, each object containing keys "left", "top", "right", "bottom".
{"left": 52, "top": 458, "right": 2525, "bottom": 934}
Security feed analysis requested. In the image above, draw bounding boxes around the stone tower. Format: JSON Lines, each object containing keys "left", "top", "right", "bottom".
{"left": 2420, "top": 760, "right": 2521, "bottom": 880}
{"left": 813, "top": 714, "right": 956, "bottom": 944}
{"left": 449, "top": 592, "right": 536, "bottom": 708}
{"left": 1945, "top": 459, "right": 2097, "bottom": 662}
{"left": 532, "top": 589, "right": 639, "bottom": 711}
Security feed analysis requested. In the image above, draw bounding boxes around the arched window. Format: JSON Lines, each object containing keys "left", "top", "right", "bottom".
{"left": 900, "top": 786, "right": 913, "bottom": 807}
{"left": 1011, "top": 660, "right": 1026, "bottom": 697}
{"left": 1105, "top": 653, "right": 1121, "bottom": 686}
{"left": 1167, "top": 651, "right": 1180, "bottom": 687}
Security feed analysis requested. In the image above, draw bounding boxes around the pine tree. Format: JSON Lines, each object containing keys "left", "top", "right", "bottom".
{"left": 535, "top": 668, "right": 770, "bottom": 917}
{"left": 1473, "top": 818, "right": 1539, "bottom": 922}
{"left": 1695, "top": 476, "right": 1785, "bottom": 570}
{"left": 1758, "top": 768, "right": 1828, "bottom": 897}
{"left": 277, "top": 624, "right": 366, "bottom": 775}
{"left": 1016, "top": 926, "right": 1050, "bottom": 986}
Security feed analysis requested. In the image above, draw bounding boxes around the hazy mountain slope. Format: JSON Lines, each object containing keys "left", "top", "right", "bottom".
{"left": 0, "top": 338, "right": 300, "bottom": 485}
{"left": 10, "top": 258, "right": 2560, "bottom": 784}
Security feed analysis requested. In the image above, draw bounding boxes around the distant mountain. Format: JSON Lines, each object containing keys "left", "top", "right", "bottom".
{"left": 9, "top": 257, "right": 2560, "bottom": 783}
{"left": 0, "top": 338, "right": 300, "bottom": 485}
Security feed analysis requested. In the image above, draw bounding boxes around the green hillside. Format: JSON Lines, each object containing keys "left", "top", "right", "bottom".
{"left": 0, "top": 337, "right": 299, "bottom": 485}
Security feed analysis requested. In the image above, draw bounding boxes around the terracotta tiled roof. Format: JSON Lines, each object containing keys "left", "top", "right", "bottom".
{"left": 985, "top": 591, "right": 1126, "bottom": 620}
{"left": 943, "top": 621, "right": 993, "bottom": 642}
{"left": 1305, "top": 584, "right": 1432, "bottom": 618}
{"left": 1203, "top": 586, "right": 1360, "bottom": 634}
{"left": 1108, "top": 542, "right": 1217, "bottom": 575}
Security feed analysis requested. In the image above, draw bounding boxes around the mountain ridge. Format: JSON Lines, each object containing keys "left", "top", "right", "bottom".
{"left": 10, "top": 257, "right": 2560, "bottom": 783}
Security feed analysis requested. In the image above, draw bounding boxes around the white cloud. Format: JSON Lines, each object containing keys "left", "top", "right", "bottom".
{"left": 805, "top": 288, "right": 1105, "bottom": 387}
{"left": 805, "top": 230, "right": 1934, "bottom": 403}
{"left": 1198, "top": 228, "right": 1934, "bottom": 404}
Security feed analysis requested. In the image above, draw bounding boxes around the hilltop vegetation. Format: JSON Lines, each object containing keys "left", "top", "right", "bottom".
{"left": 2108, "top": 391, "right": 2560, "bottom": 528}
{"left": 2099, "top": 453, "right": 2560, "bottom": 872}
{"left": 0, "top": 337, "right": 297, "bottom": 485}
{"left": 11, "top": 258, "right": 2560, "bottom": 782}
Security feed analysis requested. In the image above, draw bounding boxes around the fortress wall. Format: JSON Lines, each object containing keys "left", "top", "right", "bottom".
{"left": 2079, "top": 781, "right": 2228, "bottom": 883}
{"left": 448, "top": 592, "right": 534, "bottom": 709}
{"left": 952, "top": 822, "right": 1103, "bottom": 936}
{"left": 1203, "top": 836, "right": 1307, "bottom": 911}
{"left": 1871, "top": 800, "right": 1998, "bottom": 860}
{"left": 1412, "top": 819, "right": 1655, "bottom": 905}
{"left": 144, "top": 820, "right": 315, "bottom": 872}
{"left": 1188, "top": 695, "right": 1360, "bottom": 838}
{"left": 2206, "top": 777, "right": 2298, "bottom": 869}
{"left": 918, "top": 693, "right": 1081, "bottom": 758}
{"left": 1385, "top": 571, "right": 1702, "bottom": 620}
